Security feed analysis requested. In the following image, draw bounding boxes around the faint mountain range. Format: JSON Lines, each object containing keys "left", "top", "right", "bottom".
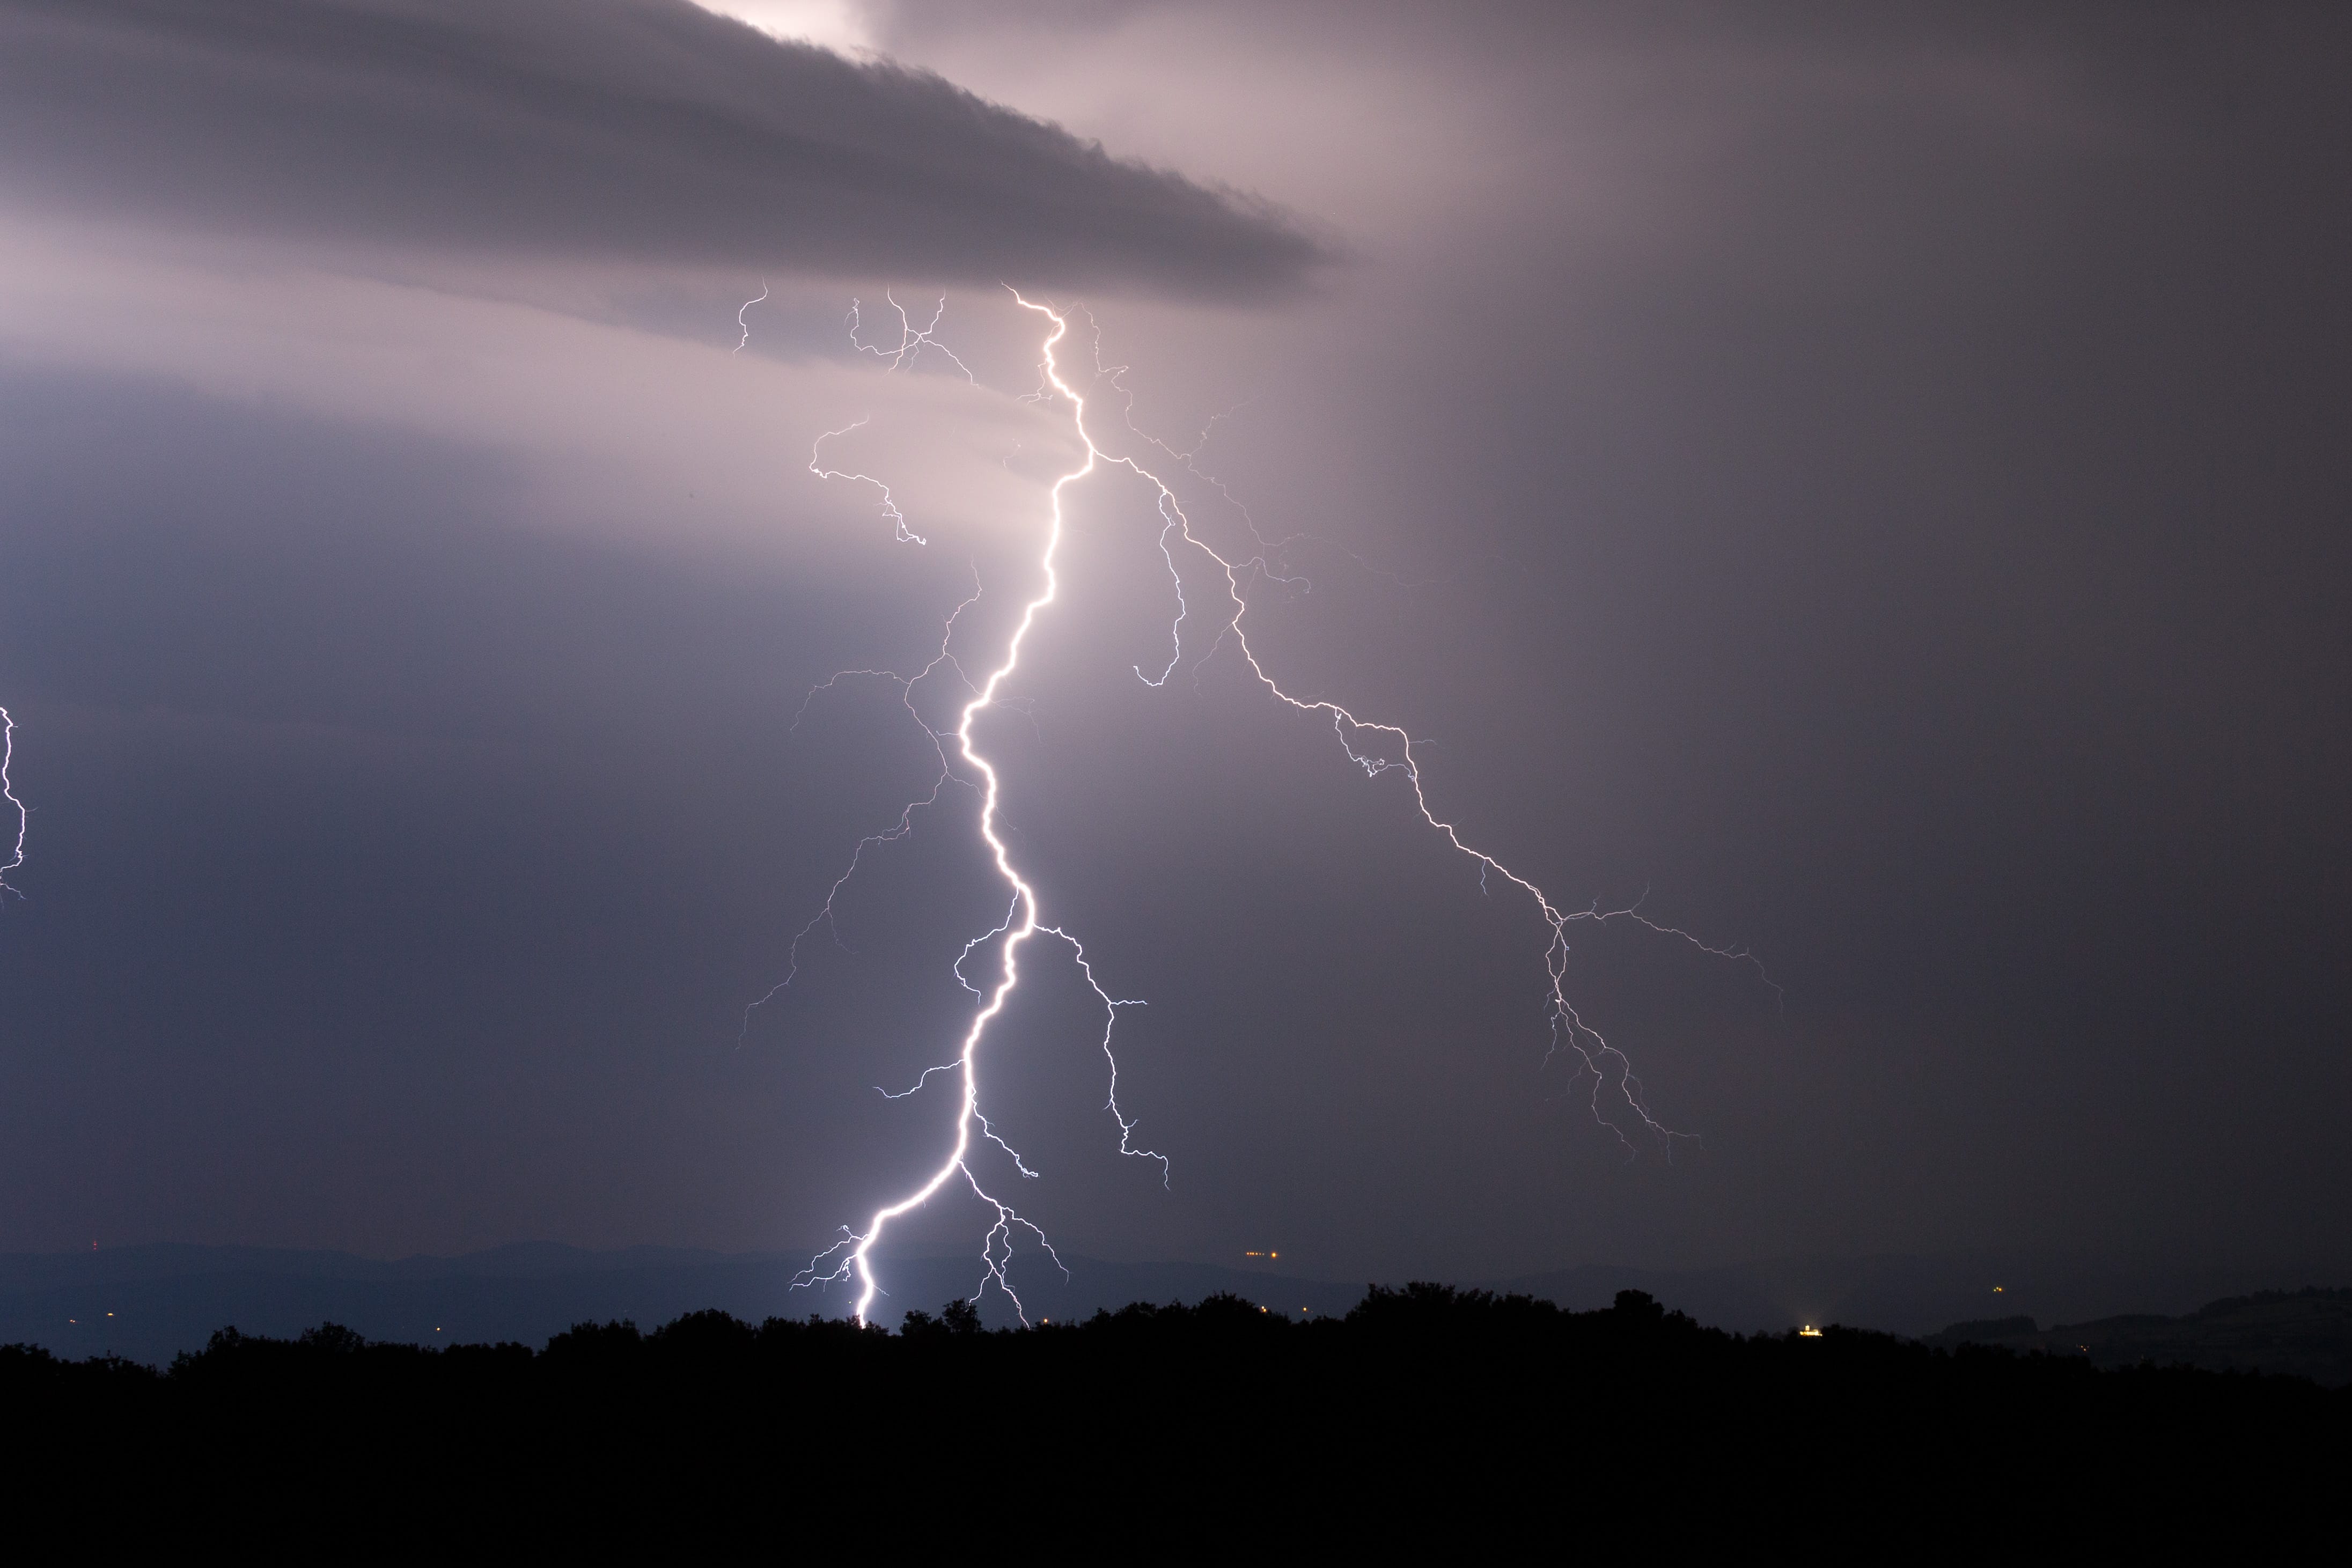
{"left": 4, "top": 1242, "right": 2343, "bottom": 1372}
{"left": 1487, "top": 1254, "right": 2342, "bottom": 1344}
{"left": 1922, "top": 1288, "right": 2352, "bottom": 1385}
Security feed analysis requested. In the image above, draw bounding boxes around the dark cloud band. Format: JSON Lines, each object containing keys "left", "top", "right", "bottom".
{"left": 0, "top": 0, "right": 1324, "bottom": 299}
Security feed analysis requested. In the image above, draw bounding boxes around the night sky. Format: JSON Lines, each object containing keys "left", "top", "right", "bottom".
{"left": 2, "top": 0, "right": 2347, "bottom": 1293}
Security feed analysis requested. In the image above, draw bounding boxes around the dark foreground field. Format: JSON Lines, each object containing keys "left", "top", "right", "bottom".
{"left": 11, "top": 1286, "right": 2343, "bottom": 1552}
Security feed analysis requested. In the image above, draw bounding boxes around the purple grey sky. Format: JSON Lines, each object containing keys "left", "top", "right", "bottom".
{"left": 0, "top": 0, "right": 2346, "bottom": 1286}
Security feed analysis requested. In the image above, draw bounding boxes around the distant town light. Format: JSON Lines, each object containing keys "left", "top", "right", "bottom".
{"left": 1799, "top": 1326, "right": 1823, "bottom": 1337}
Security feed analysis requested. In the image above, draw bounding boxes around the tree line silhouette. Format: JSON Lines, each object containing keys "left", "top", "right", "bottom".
{"left": 8, "top": 1285, "right": 2340, "bottom": 1550}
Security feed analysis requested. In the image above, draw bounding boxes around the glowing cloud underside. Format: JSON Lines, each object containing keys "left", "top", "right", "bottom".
{"left": 776, "top": 295, "right": 1773, "bottom": 1324}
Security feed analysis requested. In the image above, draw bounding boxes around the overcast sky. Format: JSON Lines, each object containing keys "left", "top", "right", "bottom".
{"left": 2, "top": 0, "right": 2347, "bottom": 1292}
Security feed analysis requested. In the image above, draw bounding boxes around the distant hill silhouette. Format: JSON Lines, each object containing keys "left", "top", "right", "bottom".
{"left": 10, "top": 1241, "right": 2336, "bottom": 1366}
{"left": 1, "top": 1242, "right": 1375, "bottom": 1364}
{"left": 1925, "top": 1287, "right": 2352, "bottom": 1384}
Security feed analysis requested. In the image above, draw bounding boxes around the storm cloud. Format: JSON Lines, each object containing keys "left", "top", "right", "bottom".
{"left": 0, "top": 0, "right": 1322, "bottom": 297}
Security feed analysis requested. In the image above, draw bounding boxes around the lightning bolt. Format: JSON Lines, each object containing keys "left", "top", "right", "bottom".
{"left": 787, "top": 300, "right": 1160, "bottom": 1325}
{"left": 0, "top": 706, "right": 22, "bottom": 900}
{"left": 732, "top": 279, "right": 768, "bottom": 354}
{"left": 806, "top": 418, "right": 928, "bottom": 547}
{"left": 738, "top": 578, "right": 982, "bottom": 1035}
{"left": 848, "top": 291, "right": 978, "bottom": 382}
{"left": 778, "top": 292, "right": 1771, "bottom": 1325}
{"left": 1055, "top": 303, "right": 1784, "bottom": 1133}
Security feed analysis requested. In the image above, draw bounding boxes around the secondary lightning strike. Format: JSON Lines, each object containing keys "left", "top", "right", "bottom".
{"left": 0, "top": 707, "right": 22, "bottom": 899}
{"left": 733, "top": 280, "right": 768, "bottom": 354}
{"left": 1037, "top": 295, "right": 1776, "bottom": 1150}
{"left": 848, "top": 292, "right": 978, "bottom": 383}
{"left": 739, "top": 581, "right": 982, "bottom": 1037}
{"left": 803, "top": 296, "right": 983, "bottom": 545}
{"left": 807, "top": 418, "right": 928, "bottom": 546}
{"left": 786, "top": 292, "right": 1767, "bottom": 1324}
{"left": 738, "top": 282, "right": 927, "bottom": 548}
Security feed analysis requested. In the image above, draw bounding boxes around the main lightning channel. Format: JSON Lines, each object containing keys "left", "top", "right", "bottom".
{"left": 797, "top": 298, "right": 1160, "bottom": 1324}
